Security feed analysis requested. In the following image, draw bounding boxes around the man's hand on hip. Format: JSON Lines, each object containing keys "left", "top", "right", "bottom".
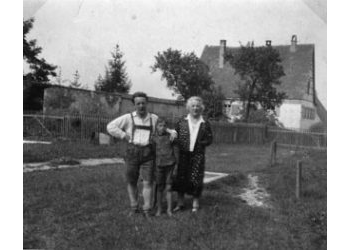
{"left": 123, "top": 134, "right": 131, "bottom": 142}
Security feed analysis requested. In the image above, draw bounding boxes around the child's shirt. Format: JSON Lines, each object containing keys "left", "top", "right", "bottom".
{"left": 152, "top": 132, "right": 178, "bottom": 167}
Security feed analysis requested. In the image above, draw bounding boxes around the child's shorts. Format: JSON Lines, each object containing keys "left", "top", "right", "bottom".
{"left": 155, "top": 164, "right": 175, "bottom": 186}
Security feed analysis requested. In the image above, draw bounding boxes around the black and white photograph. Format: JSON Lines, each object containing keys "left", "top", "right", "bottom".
{"left": 18, "top": 0, "right": 332, "bottom": 249}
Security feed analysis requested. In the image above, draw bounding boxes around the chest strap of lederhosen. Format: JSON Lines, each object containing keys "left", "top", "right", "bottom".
{"left": 130, "top": 113, "right": 153, "bottom": 145}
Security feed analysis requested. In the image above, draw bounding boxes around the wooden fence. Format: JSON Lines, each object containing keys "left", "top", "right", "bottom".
{"left": 23, "top": 114, "right": 113, "bottom": 141}
{"left": 23, "top": 114, "right": 327, "bottom": 149}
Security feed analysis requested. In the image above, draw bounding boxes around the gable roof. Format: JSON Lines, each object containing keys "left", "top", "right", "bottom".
{"left": 315, "top": 94, "right": 327, "bottom": 127}
{"left": 200, "top": 43, "right": 315, "bottom": 102}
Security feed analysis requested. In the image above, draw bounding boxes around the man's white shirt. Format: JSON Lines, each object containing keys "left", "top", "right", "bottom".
{"left": 107, "top": 111, "right": 158, "bottom": 146}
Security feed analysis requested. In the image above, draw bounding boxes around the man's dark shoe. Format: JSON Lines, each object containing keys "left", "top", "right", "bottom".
{"left": 143, "top": 210, "right": 153, "bottom": 219}
{"left": 128, "top": 207, "right": 140, "bottom": 217}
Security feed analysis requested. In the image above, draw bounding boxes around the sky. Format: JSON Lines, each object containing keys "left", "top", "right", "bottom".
{"left": 23, "top": 0, "right": 327, "bottom": 107}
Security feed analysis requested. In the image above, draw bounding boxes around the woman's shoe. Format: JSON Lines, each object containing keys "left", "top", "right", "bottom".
{"left": 191, "top": 207, "right": 199, "bottom": 213}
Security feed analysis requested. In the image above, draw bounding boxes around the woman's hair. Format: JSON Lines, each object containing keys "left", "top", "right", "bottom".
{"left": 186, "top": 96, "right": 205, "bottom": 112}
{"left": 131, "top": 91, "right": 148, "bottom": 104}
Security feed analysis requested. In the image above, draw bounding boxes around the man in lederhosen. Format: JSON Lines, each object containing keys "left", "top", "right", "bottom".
{"left": 107, "top": 92, "right": 176, "bottom": 217}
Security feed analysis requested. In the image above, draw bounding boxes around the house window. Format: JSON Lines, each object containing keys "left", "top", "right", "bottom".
{"left": 231, "top": 104, "right": 241, "bottom": 115}
{"left": 302, "top": 106, "right": 315, "bottom": 120}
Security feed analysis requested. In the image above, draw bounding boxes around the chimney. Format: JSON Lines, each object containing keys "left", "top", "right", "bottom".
{"left": 219, "top": 40, "right": 226, "bottom": 68}
{"left": 266, "top": 40, "right": 272, "bottom": 46}
{"left": 290, "top": 35, "right": 297, "bottom": 52}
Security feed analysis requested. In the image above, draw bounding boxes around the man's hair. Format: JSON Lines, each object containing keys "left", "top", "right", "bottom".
{"left": 132, "top": 92, "right": 148, "bottom": 104}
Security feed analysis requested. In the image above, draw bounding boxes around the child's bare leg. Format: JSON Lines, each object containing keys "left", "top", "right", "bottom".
{"left": 156, "top": 185, "right": 164, "bottom": 216}
{"left": 173, "top": 192, "right": 185, "bottom": 212}
{"left": 177, "top": 192, "right": 185, "bottom": 206}
{"left": 166, "top": 184, "right": 173, "bottom": 216}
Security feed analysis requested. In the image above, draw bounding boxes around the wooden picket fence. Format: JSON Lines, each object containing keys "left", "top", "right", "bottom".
{"left": 23, "top": 114, "right": 327, "bottom": 149}
{"left": 23, "top": 114, "right": 113, "bottom": 141}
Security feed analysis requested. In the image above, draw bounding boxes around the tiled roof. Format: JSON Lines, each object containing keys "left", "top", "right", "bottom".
{"left": 200, "top": 43, "right": 315, "bottom": 101}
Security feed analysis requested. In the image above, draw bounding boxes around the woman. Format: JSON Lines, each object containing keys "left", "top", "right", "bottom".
{"left": 172, "top": 96, "right": 213, "bottom": 212}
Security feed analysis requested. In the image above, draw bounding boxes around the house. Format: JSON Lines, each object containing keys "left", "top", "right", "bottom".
{"left": 200, "top": 35, "right": 327, "bottom": 130}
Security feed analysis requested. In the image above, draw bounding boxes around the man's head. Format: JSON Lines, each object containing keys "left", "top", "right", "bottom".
{"left": 132, "top": 92, "right": 148, "bottom": 117}
{"left": 156, "top": 117, "right": 167, "bottom": 135}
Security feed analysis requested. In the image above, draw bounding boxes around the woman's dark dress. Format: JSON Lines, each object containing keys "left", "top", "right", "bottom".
{"left": 172, "top": 117, "right": 213, "bottom": 197}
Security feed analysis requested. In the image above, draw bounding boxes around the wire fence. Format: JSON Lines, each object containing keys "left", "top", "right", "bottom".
{"left": 23, "top": 114, "right": 327, "bottom": 149}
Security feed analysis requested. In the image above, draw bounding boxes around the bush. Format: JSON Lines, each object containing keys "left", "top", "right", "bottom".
{"left": 237, "top": 108, "right": 280, "bottom": 126}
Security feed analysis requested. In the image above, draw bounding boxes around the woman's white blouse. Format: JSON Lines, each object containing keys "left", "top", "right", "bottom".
{"left": 186, "top": 114, "right": 205, "bottom": 152}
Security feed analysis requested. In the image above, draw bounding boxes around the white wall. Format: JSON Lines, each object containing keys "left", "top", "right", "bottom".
{"left": 277, "top": 100, "right": 321, "bottom": 130}
{"left": 223, "top": 98, "right": 321, "bottom": 130}
{"left": 278, "top": 102, "right": 302, "bottom": 129}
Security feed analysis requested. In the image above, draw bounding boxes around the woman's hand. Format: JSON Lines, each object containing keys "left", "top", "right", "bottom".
{"left": 166, "top": 129, "right": 178, "bottom": 142}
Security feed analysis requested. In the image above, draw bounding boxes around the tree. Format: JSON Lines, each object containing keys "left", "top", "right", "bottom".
{"left": 201, "top": 86, "right": 226, "bottom": 120}
{"left": 55, "top": 67, "right": 62, "bottom": 85}
{"left": 226, "top": 43, "right": 287, "bottom": 122}
{"left": 70, "top": 70, "right": 82, "bottom": 88}
{"left": 23, "top": 18, "right": 57, "bottom": 82}
{"left": 94, "top": 74, "right": 103, "bottom": 90}
{"left": 151, "top": 48, "right": 214, "bottom": 100}
{"left": 236, "top": 108, "right": 281, "bottom": 126}
{"left": 94, "top": 44, "right": 131, "bottom": 93}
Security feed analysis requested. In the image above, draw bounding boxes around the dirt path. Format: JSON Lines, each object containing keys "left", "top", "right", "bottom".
{"left": 238, "top": 174, "right": 271, "bottom": 208}
{"left": 23, "top": 158, "right": 124, "bottom": 173}
{"left": 23, "top": 158, "right": 229, "bottom": 184}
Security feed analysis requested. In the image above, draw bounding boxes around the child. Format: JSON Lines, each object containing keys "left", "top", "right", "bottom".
{"left": 152, "top": 118, "right": 179, "bottom": 217}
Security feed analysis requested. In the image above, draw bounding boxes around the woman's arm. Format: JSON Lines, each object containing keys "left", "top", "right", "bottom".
{"left": 198, "top": 121, "right": 213, "bottom": 147}
{"left": 206, "top": 122, "right": 213, "bottom": 146}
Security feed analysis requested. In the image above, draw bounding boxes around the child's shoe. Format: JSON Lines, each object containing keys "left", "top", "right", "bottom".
{"left": 173, "top": 205, "right": 184, "bottom": 213}
{"left": 155, "top": 210, "right": 162, "bottom": 217}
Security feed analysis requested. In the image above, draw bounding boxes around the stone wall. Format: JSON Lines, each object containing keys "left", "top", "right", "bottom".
{"left": 43, "top": 86, "right": 186, "bottom": 118}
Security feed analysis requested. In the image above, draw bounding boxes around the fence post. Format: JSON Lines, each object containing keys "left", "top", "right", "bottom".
{"left": 270, "top": 140, "right": 277, "bottom": 167}
{"left": 233, "top": 128, "right": 237, "bottom": 143}
{"left": 80, "top": 114, "right": 83, "bottom": 141}
{"left": 296, "top": 160, "right": 302, "bottom": 199}
{"left": 264, "top": 125, "right": 268, "bottom": 142}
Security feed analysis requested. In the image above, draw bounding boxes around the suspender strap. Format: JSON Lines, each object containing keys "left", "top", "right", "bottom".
{"left": 130, "top": 113, "right": 153, "bottom": 144}
{"left": 148, "top": 116, "right": 153, "bottom": 144}
{"left": 134, "top": 125, "right": 152, "bottom": 130}
{"left": 130, "top": 113, "right": 135, "bottom": 143}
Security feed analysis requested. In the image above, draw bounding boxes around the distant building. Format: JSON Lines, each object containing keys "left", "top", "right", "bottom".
{"left": 24, "top": 81, "right": 186, "bottom": 119}
{"left": 200, "top": 35, "right": 326, "bottom": 130}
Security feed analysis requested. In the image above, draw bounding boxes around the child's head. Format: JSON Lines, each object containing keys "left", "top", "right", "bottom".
{"left": 156, "top": 117, "right": 167, "bottom": 134}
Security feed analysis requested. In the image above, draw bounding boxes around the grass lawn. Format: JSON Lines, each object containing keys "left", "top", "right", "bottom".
{"left": 23, "top": 140, "right": 274, "bottom": 172}
{"left": 23, "top": 140, "right": 126, "bottom": 163}
{"left": 23, "top": 142, "right": 326, "bottom": 249}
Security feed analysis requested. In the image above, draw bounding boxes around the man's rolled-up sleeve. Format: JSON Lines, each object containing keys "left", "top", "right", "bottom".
{"left": 106, "top": 114, "right": 129, "bottom": 139}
